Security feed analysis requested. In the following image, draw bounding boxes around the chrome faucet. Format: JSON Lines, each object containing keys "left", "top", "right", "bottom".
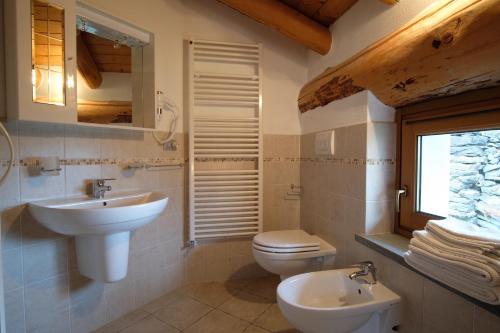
{"left": 91, "top": 178, "right": 115, "bottom": 199}
{"left": 348, "top": 261, "right": 377, "bottom": 285}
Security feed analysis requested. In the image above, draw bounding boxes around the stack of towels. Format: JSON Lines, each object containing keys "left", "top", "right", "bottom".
{"left": 404, "top": 219, "right": 500, "bottom": 305}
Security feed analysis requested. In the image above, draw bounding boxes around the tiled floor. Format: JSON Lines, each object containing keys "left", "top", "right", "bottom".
{"left": 93, "top": 276, "right": 300, "bottom": 333}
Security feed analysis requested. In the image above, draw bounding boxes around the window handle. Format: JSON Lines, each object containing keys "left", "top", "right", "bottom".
{"left": 396, "top": 186, "right": 408, "bottom": 213}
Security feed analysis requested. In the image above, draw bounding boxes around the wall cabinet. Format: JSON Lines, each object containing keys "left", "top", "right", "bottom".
{"left": 4, "top": 0, "right": 157, "bottom": 131}
{"left": 5, "top": 0, "right": 77, "bottom": 124}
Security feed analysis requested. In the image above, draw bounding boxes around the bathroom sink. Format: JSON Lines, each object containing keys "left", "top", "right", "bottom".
{"left": 29, "top": 191, "right": 168, "bottom": 235}
{"left": 277, "top": 268, "right": 401, "bottom": 333}
{"left": 28, "top": 191, "right": 168, "bottom": 282}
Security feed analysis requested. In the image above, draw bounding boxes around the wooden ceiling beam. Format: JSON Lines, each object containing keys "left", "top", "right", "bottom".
{"left": 298, "top": 0, "right": 500, "bottom": 112}
{"left": 76, "top": 33, "right": 103, "bottom": 89}
{"left": 218, "top": 0, "right": 331, "bottom": 55}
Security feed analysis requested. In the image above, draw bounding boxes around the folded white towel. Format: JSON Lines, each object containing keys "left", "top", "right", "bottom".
{"left": 413, "top": 230, "right": 500, "bottom": 271}
{"left": 409, "top": 240, "right": 500, "bottom": 286}
{"left": 404, "top": 250, "right": 500, "bottom": 305}
{"left": 427, "top": 220, "right": 500, "bottom": 256}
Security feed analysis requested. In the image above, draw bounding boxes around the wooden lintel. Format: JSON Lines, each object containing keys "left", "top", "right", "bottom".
{"left": 380, "top": 0, "right": 399, "bottom": 5}
{"left": 298, "top": 0, "right": 500, "bottom": 112}
{"left": 77, "top": 33, "right": 102, "bottom": 89}
{"left": 218, "top": 0, "right": 331, "bottom": 55}
{"left": 77, "top": 100, "right": 132, "bottom": 124}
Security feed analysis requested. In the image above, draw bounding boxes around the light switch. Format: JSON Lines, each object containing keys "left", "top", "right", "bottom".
{"left": 315, "top": 130, "right": 335, "bottom": 156}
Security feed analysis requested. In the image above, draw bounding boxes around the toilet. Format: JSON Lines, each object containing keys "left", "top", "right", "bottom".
{"left": 252, "top": 230, "right": 336, "bottom": 280}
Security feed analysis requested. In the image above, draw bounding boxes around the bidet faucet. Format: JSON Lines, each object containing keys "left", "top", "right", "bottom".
{"left": 91, "top": 178, "right": 115, "bottom": 199}
{"left": 348, "top": 261, "right": 377, "bottom": 285}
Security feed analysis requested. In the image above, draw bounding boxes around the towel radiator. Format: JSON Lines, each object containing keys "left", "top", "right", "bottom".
{"left": 188, "top": 39, "right": 263, "bottom": 242}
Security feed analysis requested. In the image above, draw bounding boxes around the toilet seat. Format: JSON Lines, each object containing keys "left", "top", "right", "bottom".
{"left": 253, "top": 230, "right": 321, "bottom": 250}
{"left": 253, "top": 243, "right": 320, "bottom": 253}
{"left": 252, "top": 230, "right": 336, "bottom": 279}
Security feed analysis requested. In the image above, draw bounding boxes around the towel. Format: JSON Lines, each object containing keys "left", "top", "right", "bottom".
{"left": 409, "top": 241, "right": 500, "bottom": 286}
{"left": 427, "top": 220, "right": 500, "bottom": 256}
{"left": 404, "top": 250, "right": 500, "bottom": 305}
{"left": 413, "top": 230, "right": 500, "bottom": 272}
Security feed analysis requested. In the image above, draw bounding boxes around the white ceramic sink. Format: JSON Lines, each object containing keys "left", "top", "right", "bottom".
{"left": 29, "top": 191, "right": 168, "bottom": 235}
{"left": 28, "top": 191, "right": 168, "bottom": 282}
{"left": 277, "top": 268, "right": 401, "bottom": 333}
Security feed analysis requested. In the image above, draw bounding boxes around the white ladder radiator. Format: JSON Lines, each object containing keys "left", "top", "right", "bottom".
{"left": 188, "top": 40, "right": 263, "bottom": 242}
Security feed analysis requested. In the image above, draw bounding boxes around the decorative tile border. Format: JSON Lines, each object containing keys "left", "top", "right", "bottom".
{"left": 299, "top": 157, "right": 395, "bottom": 166}
{"left": 0, "top": 157, "right": 186, "bottom": 168}
{"left": 1, "top": 157, "right": 395, "bottom": 167}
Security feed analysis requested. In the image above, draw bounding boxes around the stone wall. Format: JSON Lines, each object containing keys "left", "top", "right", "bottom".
{"left": 449, "top": 130, "right": 500, "bottom": 229}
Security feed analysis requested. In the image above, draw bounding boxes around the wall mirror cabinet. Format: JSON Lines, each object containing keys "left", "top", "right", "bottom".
{"left": 4, "top": 0, "right": 157, "bottom": 130}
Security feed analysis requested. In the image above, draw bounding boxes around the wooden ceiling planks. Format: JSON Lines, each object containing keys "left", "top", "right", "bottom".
{"left": 279, "top": 0, "right": 358, "bottom": 27}
{"left": 80, "top": 32, "right": 131, "bottom": 73}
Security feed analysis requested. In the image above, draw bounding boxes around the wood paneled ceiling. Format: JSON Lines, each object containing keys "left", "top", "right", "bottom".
{"left": 79, "top": 32, "right": 131, "bottom": 73}
{"left": 279, "top": 0, "right": 358, "bottom": 27}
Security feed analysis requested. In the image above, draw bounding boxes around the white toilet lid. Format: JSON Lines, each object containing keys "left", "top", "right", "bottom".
{"left": 253, "top": 230, "right": 321, "bottom": 249}
{"left": 253, "top": 243, "right": 320, "bottom": 253}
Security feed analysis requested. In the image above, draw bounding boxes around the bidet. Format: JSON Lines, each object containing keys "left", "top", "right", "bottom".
{"left": 277, "top": 268, "right": 401, "bottom": 333}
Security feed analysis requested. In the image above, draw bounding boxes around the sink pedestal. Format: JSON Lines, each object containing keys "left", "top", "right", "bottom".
{"left": 75, "top": 231, "right": 130, "bottom": 282}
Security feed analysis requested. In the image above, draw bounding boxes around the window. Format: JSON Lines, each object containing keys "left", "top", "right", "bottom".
{"left": 395, "top": 88, "right": 500, "bottom": 237}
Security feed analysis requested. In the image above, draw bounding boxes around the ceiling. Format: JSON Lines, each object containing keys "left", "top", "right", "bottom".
{"left": 279, "top": 0, "right": 358, "bottom": 27}
{"left": 79, "top": 32, "right": 131, "bottom": 73}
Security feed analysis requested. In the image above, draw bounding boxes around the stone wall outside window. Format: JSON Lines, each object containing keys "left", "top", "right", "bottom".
{"left": 449, "top": 130, "right": 500, "bottom": 229}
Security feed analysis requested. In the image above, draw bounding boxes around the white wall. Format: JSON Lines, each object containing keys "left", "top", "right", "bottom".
{"left": 77, "top": 72, "right": 132, "bottom": 101}
{"left": 307, "top": 0, "right": 437, "bottom": 79}
{"left": 80, "top": 0, "right": 307, "bottom": 135}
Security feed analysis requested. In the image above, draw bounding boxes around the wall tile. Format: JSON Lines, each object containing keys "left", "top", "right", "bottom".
{"left": 1, "top": 203, "right": 23, "bottom": 250}
{"left": 23, "top": 238, "right": 68, "bottom": 285}
{"left": 64, "top": 125, "right": 101, "bottom": 159}
{"left": 422, "top": 279, "right": 474, "bottom": 333}
{"left": 365, "top": 200, "right": 394, "bottom": 234}
{"left": 365, "top": 164, "right": 395, "bottom": 201}
{"left": 4, "top": 288, "right": 26, "bottom": 333}
{"left": 21, "top": 208, "right": 66, "bottom": 247}
{"left": 385, "top": 263, "right": 424, "bottom": 333}
{"left": 473, "top": 306, "right": 500, "bottom": 333}
{"left": 367, "top": 122, "right": 396, "bottom": 160}
{"left": 70, "top": 293, "right": 107, "bottom": 333}
{"left": 24, "top": 274, "right": 70, "bottom": 333}
{"left": 20, "top": 166, "right": 66, "bottom": 201}
{"left": 65, "top": 165, "right": 101, "bottom": 196}
{"left": 18, "top": 123, "right": 64, "bottom": 159}
{"left": 2, "top": 247, "right": 23, "bottom": 292}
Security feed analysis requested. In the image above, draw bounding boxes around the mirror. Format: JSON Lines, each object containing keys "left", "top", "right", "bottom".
{"left": 31, "top": 0, "right": 66, "bottom": 106}
{"left": 75, "top": 8, "right": 153, "bottom": 128}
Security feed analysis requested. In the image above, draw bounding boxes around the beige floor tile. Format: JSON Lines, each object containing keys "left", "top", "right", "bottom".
{"left": 185, "top": 282, "right": 239, "bottom": 307}
{"left": 219, "top": 291, "right": 272, "bottom": 322}
{"left": 243, "top": 325, "right": 271, "bottom": 333}
{"left": 243, "top": 276, "right": 281, "bottom": 301}
{"left": 153, "top": 295, "right": 212, "bottom": 330}
{"left": 254, "top": 304, "right": 298, "bottom": 333}
{"left": 142, "top": 289, "right": 185, "bottom": 314}
{"left": 93, "top": 309, "right": 149, "bottom": 333}
{"left": 121, "top": 315, "right": 179, "bottom": 333}
{"left": 183, "top": 309, "right": 248, "bottom": 333}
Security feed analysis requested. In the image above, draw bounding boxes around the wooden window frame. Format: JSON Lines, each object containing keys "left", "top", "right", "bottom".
{"left": 395, "top": 86, "right": 500, "bottom": 238}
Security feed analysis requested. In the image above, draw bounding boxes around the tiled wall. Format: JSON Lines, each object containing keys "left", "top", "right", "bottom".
{"left": 299, "top": 121, "right": 500, "bottom": 333}
{"left": 263, "top": 135, "right": 301, "bottom": 231}
{"left": 0, "top": 122, "right": 301, "bottom": 333}
{"left": 0, "top": 123, "right": 187, "bottom": 333}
